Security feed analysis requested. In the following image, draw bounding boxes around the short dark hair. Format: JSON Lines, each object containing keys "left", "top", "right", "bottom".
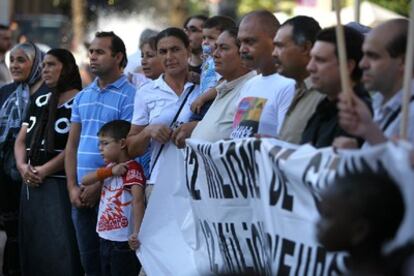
{"left": 95, "top": 31, "right": 128, "bottom": 68}
{"left": 316, "top": 26, "right": 364, "bottom": 82}
{"left": 222, "top": 27, "right": 240, "bottom": 48}
{"left": 183, "top": 14, "right": 208, "bottom": 28}
{"left": 333, "top": 169, "right": 404, "bottom": 247}
{"left": 385, "top": 19, "right": 409, "bottom": 58}
{"left": 281, "top": 15, "right": 321, "bottom": 46}
{"left": 155, "top": 27, "right": 189, "bottom": 50}
{"left": 203, "top": 16, "right": 236, "bottom": 32}
{"left": 98, "top": 120, "right": 131, "bottom": 140}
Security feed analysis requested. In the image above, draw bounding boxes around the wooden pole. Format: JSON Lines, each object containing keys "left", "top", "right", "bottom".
{"left": 334, "top": 0, "right": 352, "bottom": 98}
{"left": 400, "top": 1, "right": 414, "bottom": 140}
{"left": 354, "top": 0, "right": 361, "bottom": 23}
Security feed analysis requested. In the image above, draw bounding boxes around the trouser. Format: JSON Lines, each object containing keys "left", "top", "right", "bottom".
{"left": 100, "top": 239, "right": 140, "bottom": 276}
{"left": 72, "top": 207, "right": 101, "bottom": 276}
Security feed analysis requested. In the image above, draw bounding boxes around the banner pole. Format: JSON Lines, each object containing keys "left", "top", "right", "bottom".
{"left": 400, "top": 1, "right": 414, "bottom": 140}
{"left": 334, "top": 0, "right": 352, "bottom": 101}
{"left": 354, "top": 0, "right": 361, "bottom": 23}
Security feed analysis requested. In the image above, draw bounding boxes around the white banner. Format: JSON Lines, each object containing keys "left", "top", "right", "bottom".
{"left": 138, "top": 139, "right": 414, "bottom": 275}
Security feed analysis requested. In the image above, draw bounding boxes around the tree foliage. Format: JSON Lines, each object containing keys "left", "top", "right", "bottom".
{"left": 367, "top": 0, "right": 411, "bottom": 17}
{"left": 238, "top": 0, "right": 276, "bottom": 15}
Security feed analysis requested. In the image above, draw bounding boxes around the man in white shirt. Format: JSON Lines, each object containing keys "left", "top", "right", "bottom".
{"left": 337, "top": 19, "right": 414, "bottom": 146}
{"left": 230, "top": 10, "right": 295, "bottom": 139}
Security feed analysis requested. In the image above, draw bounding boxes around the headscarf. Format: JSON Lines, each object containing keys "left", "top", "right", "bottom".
{"left": 0, "top": 42, "right": 43, "bottom": 144}
{"left": 28, "top": 48, "right": 82, "bottom": 163}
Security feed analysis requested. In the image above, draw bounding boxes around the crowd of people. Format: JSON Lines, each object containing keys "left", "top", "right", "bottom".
{"left": 0, "top": 8, "right": 413, "bottom": 276}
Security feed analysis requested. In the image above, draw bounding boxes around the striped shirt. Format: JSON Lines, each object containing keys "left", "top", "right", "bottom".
{"left": 71, "top": 75, "right": 135, "bottom": 183}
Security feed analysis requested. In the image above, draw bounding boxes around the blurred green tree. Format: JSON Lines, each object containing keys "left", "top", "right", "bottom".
{"left": 367, "top": 0, "right": 410, "bottom": 16}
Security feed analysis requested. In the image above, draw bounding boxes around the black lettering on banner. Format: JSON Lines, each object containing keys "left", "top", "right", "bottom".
{"left": 302, "top": 153, "right": 322, "bottom": 187}
{"left": 265, "top": 232, "right": 346, "bottom": 275}
{"left": 302, "top": 153, "right": 339, "bottom": 191}
{"left": 327, "top": 253, "right": 347, "bottom": 275}
{"left": 212, "top": 222, "right": 248, "bottom": 273}
{"left": 199, "top": 220, "right": 219, "bottom": 273}
{"left": 219, "top": 141, "right": 261, "bottom": 199}
{"left": 313, "top": 246, "right": 327, "bottom": 276}
{"left": 199, "top": 144, "right": 224, "bottom": 199}
{"left": 266, "top": 232, "right": 280, "bottom": 262}
{"left": 268, "top": 146, "right": 294, "bottom": 210}
{"left": 185, "top": 147, "right": 201, "bottom": 200}
{"left": 304, "top": 245, "right": 312, "bottom": 276}
{"left": 294, "top": 243, "right": 304, "bottom": 276}
{"left": 227, "top": 143, "right": 247, "bottom": 198}
{"left": 245, "top": 222, "right": 269, "bottom": 274}
{"left": 277, "top": 238, "right": 295, "bottom": 275}
{"left": 268, "top": 145, "right": 283, "bottom": 160}
{"left": 230, "top": 222, "right": 247, "bottom": 271}
{"left": 239, "top": 140, "right": 261, "bottom": 198}
{"left": 269, "top": 165, "right": 294, "bottom": 211}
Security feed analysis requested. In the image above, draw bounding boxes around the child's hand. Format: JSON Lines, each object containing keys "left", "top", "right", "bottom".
{"left": 191, "top": 95, "right": 206, "bottom": 114}
{"left": 111, "top": 163, "right": 128, "bottom": 176}
{"left": 128, "top": 233, "right": 140, "bottom": 250}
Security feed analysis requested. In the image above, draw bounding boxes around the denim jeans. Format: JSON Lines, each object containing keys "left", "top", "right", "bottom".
{"left": 99, "top": 238, "right": 141, "bottom": 276}
{"left": 72, "top": 207, "right": 101, "bottom": 276}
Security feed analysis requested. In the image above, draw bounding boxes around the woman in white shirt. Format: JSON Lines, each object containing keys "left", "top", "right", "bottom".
{"left": 127, "top": 27, "right": 200, "bottom": 196}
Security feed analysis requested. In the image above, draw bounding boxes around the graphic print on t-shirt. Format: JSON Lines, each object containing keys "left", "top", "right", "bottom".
{"left": 97, "top": 161, "right": 145, "bottom": 236}
{"left": 98, "top": 188, "right": 130, "bottom": 232}
{"left": 232, "top": 97, "right": 267, "bottom": 138}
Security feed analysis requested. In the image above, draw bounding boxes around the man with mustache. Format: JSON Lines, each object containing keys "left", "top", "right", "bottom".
{"left": 273, "top": 16, "right": 325, "bottom": 144}
{"left": 230, "top": 10, "right": 295, "bottom": 139}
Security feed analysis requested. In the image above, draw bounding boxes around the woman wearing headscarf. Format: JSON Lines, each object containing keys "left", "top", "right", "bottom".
{"left": 0, "top": 42, "right": 45, "bottom": 276}
{"left": 14, "top": 49, "right": 83, "bottom": 275}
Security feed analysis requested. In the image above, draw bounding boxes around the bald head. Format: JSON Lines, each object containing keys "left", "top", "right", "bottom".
{"left": 241, "top": 10, "right": 280, "bottom": 39}
{"left": 359, "top": 18, "right": 410, "bottom": 97}
{"left": 370, "top": 19, "right": 408, "bottom": 59}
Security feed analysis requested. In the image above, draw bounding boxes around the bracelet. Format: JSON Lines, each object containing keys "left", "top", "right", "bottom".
{"left": 96, "top": 167, "right": 113, "bottom": 181}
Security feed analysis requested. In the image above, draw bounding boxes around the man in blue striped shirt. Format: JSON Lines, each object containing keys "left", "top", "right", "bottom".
{"left": 65, "top": 31, "right": 135, "bottom": 275}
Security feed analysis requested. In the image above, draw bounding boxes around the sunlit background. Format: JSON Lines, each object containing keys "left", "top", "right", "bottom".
{"left": 0, "top": 0, "right": 409, "bottom": 65}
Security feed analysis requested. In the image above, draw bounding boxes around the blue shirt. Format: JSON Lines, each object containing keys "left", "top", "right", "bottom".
{"left": 200, "top": 56, "right": 220, "bottom": 94}
{"left": 71, "top": 75, "right": 135, "bottom": 183}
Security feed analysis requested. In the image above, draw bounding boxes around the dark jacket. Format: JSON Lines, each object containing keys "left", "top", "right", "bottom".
{"left": 300, "top": 83, "right": 372, "bottom": 148}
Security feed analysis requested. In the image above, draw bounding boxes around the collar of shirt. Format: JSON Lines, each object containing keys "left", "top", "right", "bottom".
{"left": 151, "top": 74, "right": 195, "bottom": 97}
{"left": 216, "top": 70, "right": 256, "bottom": 99}
{"left": 373, "top": 79, "right": 414, "bottom": 122}
{"left": 90, "top": 74, "right": 129, "bottom": 92}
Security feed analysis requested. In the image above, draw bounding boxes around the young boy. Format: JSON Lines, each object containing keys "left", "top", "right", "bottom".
{"left": 82, "top": 120, "right": 145, "bottom": 276}
{"left": 316, "top": 170, "right": 405, "bottom": 275}
{"left": 191, "top": 15, "right": 236, "bottom": 118}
